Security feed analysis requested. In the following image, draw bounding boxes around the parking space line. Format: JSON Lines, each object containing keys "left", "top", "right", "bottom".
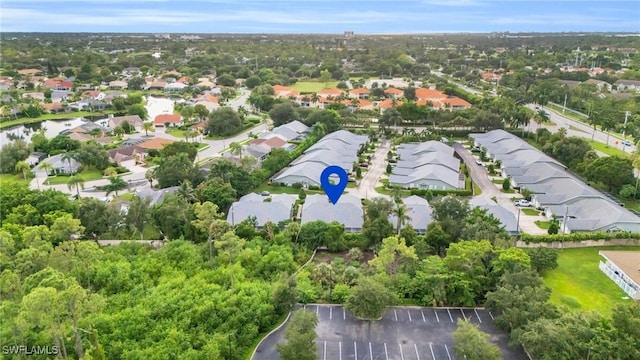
{"left": 323, "top": 341, "right": 327, "bottom": 360}
{"left": 489, "top": 311, "right": 494, "bottom": 320}
{"left": 421, "top": 310, "right": 426, "bottom": 322}
{"left": 444, "top": 344, "right": 452, "bottom": 360}
{"left": 414, "top": 344, "right": 421, "bottom": 360}
{"left": 461, "top": 309, "right": 467, "bottom": 321}
{"left": 316, "top": 305, "right": 319, "bottom": 316}
{"left": 394, "top": 309, "right": 398, "bottom": 321}
{"left": 408, "top": 310, "right": 412, "bottom": 322}
{"left": 384, "top": 343, "right": 389, "bottom": 360}
{"left": 429, "top": 343, "right": 436, "bottom": 360}
{"left": 330, "top": 306, "right": 332, "bottom": 320}
{"left": 474, "top": 309, "right": 482, "bottom": 323}
{"left": 354, "top": 342, "right": 357, "bottom": 359}
{"left": 434, "top": 309, "right": 440, "bottom": 322}
{"left": 399, "top": 344, "right": 405, "bottom": 360}
{"left": 343, "top": 307, "right": 346, "bottom": 320}
{"left": 339, "top": 342, "right": 342, "bottom": 360}
{"left": 369, "top": 342, "right": 373, "bottom": 360}
{"left": 447, "top": 309, "right": 453, "bottom": 323}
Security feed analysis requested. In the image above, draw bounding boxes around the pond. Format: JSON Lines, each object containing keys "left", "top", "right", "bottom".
{"left": 0, "top": 116, "right": 105, "bottom": 145}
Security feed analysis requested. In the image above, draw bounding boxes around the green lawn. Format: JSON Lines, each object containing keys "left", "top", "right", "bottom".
{"left": 589, "top": 141, "right": 631, "bottom": 158}
{"left": 45, "top": 169, "right": 104, "bottom": 185}
{"left": 543, "top": 246, "right": 640, "bottom": 315}
{"left": 0, "top": 173, "right": 32, "bottom": 186}
{"left": 291, "top": 81, "right": 339, "bottom": 93}
{"left": 521, "top": 208, "right": 540, "bottom": 216}
{"left": 535, "top": 220, "right": 551, "bottom": 230}
{"left": 623, "top": 198, "right": 640, "bottom": 212}
{"left": 166, "top": 128, "right": 186, "bottom": 138}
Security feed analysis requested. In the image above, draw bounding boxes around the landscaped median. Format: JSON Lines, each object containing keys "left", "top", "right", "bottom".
{"left": 518, "top": 231, "right": 640, "bottom": 245}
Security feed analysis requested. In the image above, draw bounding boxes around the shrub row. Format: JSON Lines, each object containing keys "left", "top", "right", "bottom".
{"left": 521, "top": 231, "right": 640, "bottom": 243}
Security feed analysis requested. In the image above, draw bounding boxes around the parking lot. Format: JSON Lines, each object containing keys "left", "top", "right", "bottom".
{"left": 252, "top": 304, "right": 528, "bottom": 360}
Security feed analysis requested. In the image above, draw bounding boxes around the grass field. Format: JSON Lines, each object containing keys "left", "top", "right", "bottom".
{"left": 589, "top": 141, "right": 631, "bottom": 158}
{"left": 535, "top": 220, "right": 551, "bottom": 230}
{"left": 291, "top": 81, "right": 339, "bottom": 93}
{"left": 45, "top": 169, "right": 103, "bottom": 185}
{"left": 521, "top": 208, "right": 540, "bottom": 216}
{"left": 0, "top": 173, "right": 32, "bottom": 186}
{"left": 254, "top": 183, "right": 324, "bottom": 196}
{"left": 543, "top": 246, "right": 640, "bottom": 315}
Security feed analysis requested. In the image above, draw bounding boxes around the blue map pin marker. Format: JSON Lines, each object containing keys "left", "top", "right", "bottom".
{"left": 320, "top": 165, "right": 348, "bottom": 205}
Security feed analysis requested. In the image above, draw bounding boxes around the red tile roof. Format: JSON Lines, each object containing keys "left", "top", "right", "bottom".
{"left": 384, "top": 87, "right": 404, "bottom": 95}
{"left": 415, "top": 88, "right": 446, "bottom": 100}
{"left": 317, "top": 88, "right": 344, "bottom": 96}
{"left": 154, "top": 114, "right": 182, "bottom": 125}
{"left": 442, "top": 97, "right": 472, "bottom": 108}
{"left": 263, "top": 136, "right": 287, "bottom": 148}
{"left": 349, "top": 88, "right": 370, "bottom": 94}
{"left": 378, "top": 98, "right": 403, "bottom": 109}
{"left": 138, "top": 137, "right": 175, "bottom": 150}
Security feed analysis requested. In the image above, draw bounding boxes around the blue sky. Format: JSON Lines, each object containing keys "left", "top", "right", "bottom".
{"left": 1, "top": 0, "right": 639, "bottom": 33}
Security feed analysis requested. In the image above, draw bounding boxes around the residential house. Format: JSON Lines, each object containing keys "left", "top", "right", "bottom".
{"left": 227, "top": 193, "right": 297, "bottom": 227}
{"left": 108, "top": 145, "right": 147, "bottom": 168}
{"left": 349, "top": 88, "right": 370, "bottom": 99}
{"left": 147, "top": 81, "right": 168, "bottom": 90}
{"left": 0, "top": 80, "right": 12, "bottom": 91}
{"left": 559, "top": 80, "right": 582, "bottom": 90}
{"left": 17, "top": 68, "right": 43, "bottom": 76}
{"left": 317, "top": 88, "right": 345, "bottom": 98}
{"left": 614, "top": 79, "right": 640, "bottom": 91}
{"left": 26, "top": 152, "right": 47, "bottom": 166}
{"left": 42, "top": 102, "right": 68, "bottom": 114}
{"left": 470, "top": 129, "right": 640, "bottom": 233}
{"left": 388, "top": 141, "right": 461, "bottom": 190}
{"left": 378, "top": 98, "right": 403, "bottom": 113}
{"left": 109, "top": 80, "right": 128, "bottom": 90}
{"left": 272, "top": 85, "right": 300, "bottom": 98}
{"left": 138, "top": 137, "right": 175, "bottom": 150}
{"left": 469, "top": 197, "right": 520, "bottom": 236}
{"left": 301, "top": 194, "right": 364, "bottom": 232}
{"left": 154, "top": 114, "right": 182, "bottom": 127}
{"left": 481, "top": 72, "right": 502, "bottom": 82}
{"left": 165, "top": 82, "right": 188, "bottom": 92}
{"left": 584, "top": 79, "right": 612, "bottom": 92}
{"left": 599, "top": 251, "right": 640, "bottom": 300}
{"left": 107, "top": 115, "right": 144, "bottom": 130}
{"left": 384, "top": 87, "right": 404, "bottom": 99}
{"left": 43, "top": 153, "right": 81, "bottom": 174}
{"left": 51, "top": 91, "right": 71, "bottom": 103}
{"left": 389, "top": 195, "right": 433, "bottom": 234}
{"left": 136, "top": 186, "right": 179, "bottom": 206}
{"left": 22, "top": 92, "right": 45, "bottom": 101}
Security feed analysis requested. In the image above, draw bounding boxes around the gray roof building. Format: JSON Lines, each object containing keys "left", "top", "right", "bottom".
{"left": 44, "top": 153, "right": 81, "bottom": 174}
{"left": 470, "top": 129, "right": 640, "bottom": 233}
{"left": 389, "top": 141, "right": 460, "bottom": 190}
{"left": 389, "top": 195, "right": 433, "bottom": 234}
{"left": 301, "top": 194, "right": 364, "bottom": 232}
{"left": 227, "top": 193, "right": 296, "bottom": 227}
{"left": 470, "top": 196, "right": 519, "bottom": 235}
{"left": 136, "top": 186, "right": 179, "bottom": 205}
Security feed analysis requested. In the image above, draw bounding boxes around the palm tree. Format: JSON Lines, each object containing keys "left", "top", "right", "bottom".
{"left": 177, "top": 180, "right": 197, "bottom": 203}
{"left": 142, "top": 122, "right": 154, "bottom": 137}
{"left": 311, "top": 93, "right": 320, "bottom": 106}
{"left": 184, "top": 128, "right": 198, "bottom": 143}
{"left": 145, "top": 168, "right": 155, "bottom": 187}
{"left": 533, "top": 109, "right": 550, "bottom": 141}
{"left": 104, "top": 176, "right": 128, "bottom": 197}
{"left": 61, "top": 151, "right": 78, "bottom": 174}
{"left": 392, "top": 202, "right": 411, "bottom": 235}
{"left": 311, "top": 122, "right": 326, "bottom": 138}
{"left": 113, "top": 126, "right": 125, "bottom": 138}
{"left": 67, "top": 175, "right": 85, "bottom": 198}
{"left": 228, "top": 142, "right": 242, "bottom": 158}
{"left": 557, "top": 127, "right": 568, "bottom": 140}
{"left": 14, "top": 160, "right": 30, "bottom": 181}
{"left": 39, "top": 161, "right": 53, "bottom": 176}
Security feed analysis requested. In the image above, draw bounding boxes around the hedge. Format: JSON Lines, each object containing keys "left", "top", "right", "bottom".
{"left": 409, "top": 188, "right": 473, "bottom": 197}
{"left": 521, "top": 231, "right": 640, "bottom": 243}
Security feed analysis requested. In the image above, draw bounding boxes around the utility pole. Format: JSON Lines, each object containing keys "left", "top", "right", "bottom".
{"left": 562, "top": 94, "right": 567, "bottom": 114}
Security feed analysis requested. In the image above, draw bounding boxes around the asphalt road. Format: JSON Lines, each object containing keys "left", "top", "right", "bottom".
{"left": 526, "top": 104, "right": 637, "bottom": 154}
{"left": 253, "top": 304, "right": 528, "bottom": 360}
{"left": 350, "top": 139, "right": 391, "bottom": 200}
{"left": 453, "top": 142, "right": 546, "bottom": 235}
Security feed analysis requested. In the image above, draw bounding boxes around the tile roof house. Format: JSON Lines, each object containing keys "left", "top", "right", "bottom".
{"left": 137, "top": 137, "right": 175, "bottom": 150}
{"left": 384, "top": 87, "right": 404, "bottom": 99}
{"left": 301, "top": 194, "right": 364, "bottom": 232}
{"left": 107, "top": 115, "right": 144, "bottom": 129}
{"left": 136, "top": 186, "right": 179, "bottom": 206}
{"left": 389, "top": 195, "right": 433, "bottom": 234}
{"left": 154, "top": 114, "right": 182, "bottom": 127}
{"left": 598, "top": 251, "right": 640, "bottom": 300}
{"left": 109, "top": 80, "right": 128, "bottom": 89}
{"left": 227, "top": 193, "right": 297, "bottom": 227}
{"left": 108, "top": 145, "right": 147, "bottom": 167}
{"left": 349, "top": 88, "right": 370, "bottom": 99}
{"left": 317, "top": 88, "right": 345, "bottom": 97}
{"left": 272, "top": 85, "right": 301, "bottom": 98}
{"left": 614, "top": 79, "right": 640, "bottom": 91}
{"left": 17, "top": 68, "right": 43, "bottom": 76}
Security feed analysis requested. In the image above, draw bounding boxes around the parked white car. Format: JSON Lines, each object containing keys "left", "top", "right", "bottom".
{"left": 514, "top": 199, "right": 532, "bottom": 207}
